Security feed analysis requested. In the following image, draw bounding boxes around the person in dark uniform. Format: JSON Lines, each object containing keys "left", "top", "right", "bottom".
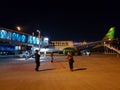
{"left": 67, "top": 51, "right": 74, "bottom": 71}
{"left": 34, "top": 50, "right": 40, "bottom": 71}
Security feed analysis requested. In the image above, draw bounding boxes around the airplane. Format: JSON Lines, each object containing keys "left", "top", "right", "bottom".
{"left": 74, "top": 27, "right": 116, "bottom": 55}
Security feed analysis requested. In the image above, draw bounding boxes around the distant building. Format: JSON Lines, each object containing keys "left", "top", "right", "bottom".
{"left": 74, "top": 42, "right": 82, "bottom": 46}
{"left": 51, "top": 41, "right": 74, "bottom": 51}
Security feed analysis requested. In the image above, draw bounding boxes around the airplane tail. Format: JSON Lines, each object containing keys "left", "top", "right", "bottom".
{"left": 103, "top": 27, "right": 115, "bottom": 41}
{"left": 76, "top": 27, "right": 116, "bottom": 50}
{"left": 92, "top": 27, "right": 115, "bottom": 49}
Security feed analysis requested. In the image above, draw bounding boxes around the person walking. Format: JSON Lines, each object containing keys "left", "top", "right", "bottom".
{"left": 51, "top": 52, "right": 54, "bottom": 63}
{"left": 34, "top": 50, "right": 40, "bottom": 71}
{"left": 67, "top": 51, "right": 74, "bottom": 71}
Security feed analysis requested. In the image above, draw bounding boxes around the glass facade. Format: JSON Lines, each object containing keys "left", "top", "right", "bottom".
{"left": 11, "top": 32, "right": 27, "bottom": 42}
{"left": 6, "top": 32, "right": 11, "bottom": 40}
{"left": 28, "top": 36, "right": 39, "bottom": 44}
{"left": 0, "top": 29, "right": 43, "bottom": 55}
{"left": 0, "top": 30, "right": 11, "bottom": 40}
{"left": 27, "top": 36, "right": 33, "bottom": 44}
{"left": 21, "top": 35, "right": 26, "bottom": 43}
{"left": 0, "top": 29, "right": 40, "bottom": 45}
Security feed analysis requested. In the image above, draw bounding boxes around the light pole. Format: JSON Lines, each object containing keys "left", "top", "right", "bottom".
{"left": 16, "top": 26, "right": 22, "bottom": 57}
{"left": 37, "top": 30, "right": 41, "bottom": 51}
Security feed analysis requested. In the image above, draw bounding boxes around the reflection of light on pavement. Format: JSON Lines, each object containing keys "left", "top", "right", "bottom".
{"left": 0, "top": 56, "right": 66, "bottom": 64}
{"left": 14, "top": 57, "right": 48, "bottom": 62}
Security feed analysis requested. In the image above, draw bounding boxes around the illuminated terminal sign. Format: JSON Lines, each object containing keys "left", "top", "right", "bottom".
{"left": 0, "top": 30, "right": 11, "bottom": 40}
{"left": 27, "top": 36, "right": 39, "bottom": 44}
{"left": 0, "top": 29, "right": 40, "bottom": 45}
{"left": 12, "top": 32, "right": 27, "bottom": 42}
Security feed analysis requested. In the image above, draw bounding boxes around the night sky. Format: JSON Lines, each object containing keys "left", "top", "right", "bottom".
{"left": 0, "top": 0, "right": 120, "bottom": 42}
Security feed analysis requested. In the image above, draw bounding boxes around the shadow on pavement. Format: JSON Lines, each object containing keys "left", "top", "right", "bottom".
{"left": 39, "top": 68, "right": 56, "bottom": 72}
{"left": 74, "top": 68, "right": 87, "bottom": 71}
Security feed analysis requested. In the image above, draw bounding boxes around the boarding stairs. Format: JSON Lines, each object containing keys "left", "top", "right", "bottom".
{"left": 104, "top": 43, "right": 120, "bottom": 54}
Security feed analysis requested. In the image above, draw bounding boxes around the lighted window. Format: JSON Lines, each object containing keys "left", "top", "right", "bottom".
{"left": 32, "top": 36, "right": 36, "bottom": 44}
{"left": 21, "top": 35, "right": 27, "bottom": 43}
{"left": 28, "top": 36, "right": 33, "bottom": 44}
{"left": 6, "top": 32, "right": 11, "bottom": 40}
{"left": 36, "top": 38, "right": 39, "bottom": 44}
{"left": 0, "top": 30, "right": 7, "bottom": 39}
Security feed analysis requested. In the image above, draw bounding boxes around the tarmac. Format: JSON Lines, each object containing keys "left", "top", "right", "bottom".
{"left": 0, "top": 54, "right": 120, "bottom": 90}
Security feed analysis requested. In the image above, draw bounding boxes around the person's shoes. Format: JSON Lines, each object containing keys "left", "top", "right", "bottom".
{"left": 70, "top": 69, "right": 73, "bottom": 71}
{"left": 36, "top": 69, "right": 39, "bottom": 71}
{"left": 35, "top": 68, "right": 39, "bottom": 71}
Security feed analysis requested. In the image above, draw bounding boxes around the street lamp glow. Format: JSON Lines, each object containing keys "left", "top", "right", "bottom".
{"left": 16, "top": 26, "right": 21, "bottom": 31}
{"left": 37, "top": 30, "right": 40, "bottom": 33}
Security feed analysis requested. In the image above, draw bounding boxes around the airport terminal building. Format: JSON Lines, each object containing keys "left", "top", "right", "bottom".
{"left": 0, "top": 27, "right": 48, "bottom": 57}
